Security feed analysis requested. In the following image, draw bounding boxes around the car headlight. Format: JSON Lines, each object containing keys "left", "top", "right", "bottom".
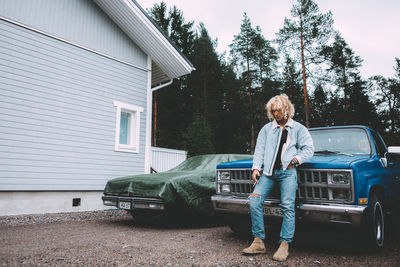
{"left": 331, "top": 173, "right": 350, "bottom": 184}
{"left": 103, "top": 199, "right": 117, "bottom": 206}
{"left": 218, "top": 171, "right": 230, "bottom": 181}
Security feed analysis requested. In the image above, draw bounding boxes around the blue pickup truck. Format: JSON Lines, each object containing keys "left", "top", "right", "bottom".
{"left": 211, "top": 126, "right": 400, "bottom": 249}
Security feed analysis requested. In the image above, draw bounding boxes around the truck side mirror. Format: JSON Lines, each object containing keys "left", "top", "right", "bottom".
{"left": 381, "top": 157, "right": 388, "bottom": 168}
{"left": 387, "top": 146, "right": 400, "bottom": 162}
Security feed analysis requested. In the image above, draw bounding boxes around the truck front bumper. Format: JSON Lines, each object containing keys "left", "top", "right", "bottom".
{"left": 211, "top": 195, "right": 367, "bottom": 226}
{"left": 102, "top": 195, "right": 165, "bottom": 211}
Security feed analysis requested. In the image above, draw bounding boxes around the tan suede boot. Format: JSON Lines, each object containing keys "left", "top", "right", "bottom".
{"left": 272, "top": 241, "right": 289, "bottom": 261}
{"left": 242, "top": 237, "right": 267, "bottom": 254}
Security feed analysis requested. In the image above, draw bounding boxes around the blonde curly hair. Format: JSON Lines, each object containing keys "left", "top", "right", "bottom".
{"left": 266, "top": 94, "right": 295, "bottom": 121}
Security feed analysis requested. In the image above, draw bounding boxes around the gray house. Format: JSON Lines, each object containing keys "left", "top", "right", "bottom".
{"left": 0, "top": 0, "right": 194, "bottom": 215}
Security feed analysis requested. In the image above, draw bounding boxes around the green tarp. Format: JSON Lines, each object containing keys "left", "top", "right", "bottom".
{"left": 104, "top": 154, "right": 252, "bottom": 213}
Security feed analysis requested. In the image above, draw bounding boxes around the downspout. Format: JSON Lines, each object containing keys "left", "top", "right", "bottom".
{"left": 151, "top": 79, "right": 173, "bottom": 92}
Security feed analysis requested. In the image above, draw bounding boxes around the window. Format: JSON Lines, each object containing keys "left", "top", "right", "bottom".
{"left": 310, "top": 128, "right": 371, "bottom": 155}
{"left": 113, "top": 101, "right": 143, "bottom": 153}
{"left": 371, "top": 131, "right": 387, "bottom": 158}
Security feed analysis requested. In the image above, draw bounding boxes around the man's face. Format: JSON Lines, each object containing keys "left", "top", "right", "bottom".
{"left": 271, "top": 104, "right": 285, "bottom": 123}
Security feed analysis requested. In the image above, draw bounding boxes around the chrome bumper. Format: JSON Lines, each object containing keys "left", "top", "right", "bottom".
{"left": 211, "top": 195, "right": 367, "bottom": 226}
{"left": 102, "top": 195, "right": 165, "bottom": 211}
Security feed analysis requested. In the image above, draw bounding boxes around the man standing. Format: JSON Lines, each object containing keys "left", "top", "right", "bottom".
{"left": 242, "top": 94, "right": 314, "bottom": 262}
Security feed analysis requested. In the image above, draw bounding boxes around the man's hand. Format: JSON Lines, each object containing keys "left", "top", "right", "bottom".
{"left": 288, "top": 158, "right": 299, "bottom": 168}
{"left": 252, "top": 169, "right": 261, "bottom": 184}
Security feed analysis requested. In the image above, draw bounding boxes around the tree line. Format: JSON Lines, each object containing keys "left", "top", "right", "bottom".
{"left": 148, "top": 0, "right": 400, "bottom": 156}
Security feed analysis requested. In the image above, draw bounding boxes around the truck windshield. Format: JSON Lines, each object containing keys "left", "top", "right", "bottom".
{"left": 310, "top": 128, "right": 371, "bottom": 155}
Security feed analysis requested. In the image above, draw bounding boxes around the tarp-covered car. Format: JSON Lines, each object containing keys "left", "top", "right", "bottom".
{"left": 102, "top": 154, "right": 251, "bottom": 222}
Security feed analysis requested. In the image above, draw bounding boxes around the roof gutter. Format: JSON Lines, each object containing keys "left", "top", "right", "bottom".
{"left": 151, "top": 79, "right": 173, "bottom": 92}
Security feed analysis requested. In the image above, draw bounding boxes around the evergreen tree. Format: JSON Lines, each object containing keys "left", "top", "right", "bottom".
{"left": 281, "top": 55, "right": 305, "bottom": 124}
{"left": 188, "top": 24, "right": 221, "bottom": 121}
{"left": 148, "top": 2, "right": 169, "bottom": 33}
{"left": 252, "top": 27, "right": 279, "bottom": 127}
{"left": 216, "top": 62, "right": 249, "bottom": 153}
{"left": 325, "top": 92, "right": 346, "bottom": 126}
{"left": 310, "top": 84, "right": 329, "bottom": 127}
{"left": 230, "top": 13, "right": 278, "bottom": 152}
{"left": 276, "top": 0, "right": 334, "bottom": 127}
{"left": 320, "top": 33, "right": 362, "bottom": 114}
{"left": 229, "top": 13, "right": 258, "bottom": 153}
{"left": 149, "top": 2, "right": 249, "bottom": 154}
{"left": 369, "top": 70, "right": 400, "bottom": 141}
{"left": 148, "top": 2, "right": 195, "bottom": 149}
{"left": 182, "top": 114, "right": 214, "bottom": 157}
{"left": 347, "top": 74, "right": 380, "bottom": 128}
{"left": 186, "top": 23, "right": 235, "bottom": 154}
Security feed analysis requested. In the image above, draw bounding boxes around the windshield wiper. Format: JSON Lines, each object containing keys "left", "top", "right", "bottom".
{"left": 314, "top": 150, "right": 353, "bottom": 156}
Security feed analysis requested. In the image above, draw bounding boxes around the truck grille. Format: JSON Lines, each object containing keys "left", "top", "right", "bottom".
{"left": 298, "top": 170, "right": 329, "bottom": 200}
{"left": 230, "top": 170, "right": 252, "bottom": 195}
{"left": 217, "top": 168, "right": 353, "bottom": 203}
{"left": 224, "top": 169, "right": 281, "bottom": 198}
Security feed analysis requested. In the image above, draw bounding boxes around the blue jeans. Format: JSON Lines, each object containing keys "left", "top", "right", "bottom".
{"left": 249, "top": 168, "right": 297, "bottom": 243}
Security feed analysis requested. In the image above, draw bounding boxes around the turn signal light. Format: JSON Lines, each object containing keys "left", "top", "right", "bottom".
{"left": 358, "top": 198, "right": 368, "bottom": 204}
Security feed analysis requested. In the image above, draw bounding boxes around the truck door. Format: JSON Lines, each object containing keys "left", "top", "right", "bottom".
{"left": 371, "top": 131, "right": 400, "bottom": 208}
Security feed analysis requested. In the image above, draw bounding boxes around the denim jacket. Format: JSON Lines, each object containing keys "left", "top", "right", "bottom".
{"left": 252, "top": 118, "right": 314, "bottom": 176}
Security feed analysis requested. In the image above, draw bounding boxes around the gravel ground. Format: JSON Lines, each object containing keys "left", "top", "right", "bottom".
{"left": 1, "top": 210, "right": 399, "bottom": 267}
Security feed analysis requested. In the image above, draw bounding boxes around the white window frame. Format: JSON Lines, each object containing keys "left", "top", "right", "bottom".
{"left": 113, "top": 100, "right": 143, "bottom": 153}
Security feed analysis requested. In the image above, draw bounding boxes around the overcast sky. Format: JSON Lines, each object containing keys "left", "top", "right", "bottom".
{"left": 138, "top": 0, "right": 400, "bottom": 80}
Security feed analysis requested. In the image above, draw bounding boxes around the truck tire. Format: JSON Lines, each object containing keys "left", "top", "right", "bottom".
{"left": 366, "top": 195, "right": 385, "bottom": 250}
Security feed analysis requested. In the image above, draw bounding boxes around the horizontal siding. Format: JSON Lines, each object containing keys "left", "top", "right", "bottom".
{"left": 0, "top": 0, "right": 147, "bottom": 68}
{"left": 0, "top": 19, "right": 149, "bottom": 191}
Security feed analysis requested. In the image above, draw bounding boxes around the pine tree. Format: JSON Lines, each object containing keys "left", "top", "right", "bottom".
{"left": 369, "top": 67, "right": 400, "bottom": 139}
{"left": 281, "top": 55, "right": 305, "bottom": 124}
{"left": 229, "top": 13, "right": 258, "bottom": 152}
{"left": 276, "top": 0, "right": 334, "bottom": 127}
{"left": 230, "top": 13, "right": 277, "bottom": 152}
{"left": 148, "top": 2, "right": 195, "bottom": 149}
{"left": 347, "top": 74, "right": 379, "bottom": 128}
{"left": 182, "top": 114, "right": 214, "bottom": 157}
{"left": 252, "top": 27, "right": 279, "bottom": 127}
{"left": 320, "top": 33, "right": 362, "bottom": 114}
{"left": 310, "top": 84, "right": 329, "bottom": 127}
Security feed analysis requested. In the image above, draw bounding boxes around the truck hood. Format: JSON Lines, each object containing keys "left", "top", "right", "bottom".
{"left": 217, "top": 155, "right": 370, "bottom": 169}
{"left": 301, "top": 155, "right": 370, "bottom": 169}
{"left": 217, "top": 159, "right": 253, "bottom": 169}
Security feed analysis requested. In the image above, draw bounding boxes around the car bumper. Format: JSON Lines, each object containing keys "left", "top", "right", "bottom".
{"left": 211, "top": 195, "right": 367, "bottom": 226}
{"left": 102, "top": 195, "right": 165, "bottom": 211}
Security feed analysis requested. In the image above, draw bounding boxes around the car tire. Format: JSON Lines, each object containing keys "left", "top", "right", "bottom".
{"left": 130, "top": 209, "right": 166, "bottom": 225}
{"left": 366, "top": 195, "right": 385, "bottom": 250}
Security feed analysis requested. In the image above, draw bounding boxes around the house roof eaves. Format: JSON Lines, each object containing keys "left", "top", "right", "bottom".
{"left": 94, "top": 0, "right": 195, "bottom": 80}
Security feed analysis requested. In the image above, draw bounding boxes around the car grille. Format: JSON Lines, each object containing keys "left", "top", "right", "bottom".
{"left": 217, "top": 168, "right": 353, "bottom": 203}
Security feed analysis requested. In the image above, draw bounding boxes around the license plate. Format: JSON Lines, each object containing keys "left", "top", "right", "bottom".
{"left": 119, "top": 201, "right": 131, "bottom": 210}
{"left": 263, "top": 206, "right": 283, "bottom": 217}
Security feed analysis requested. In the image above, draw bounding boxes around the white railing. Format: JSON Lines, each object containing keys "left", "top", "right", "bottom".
{"left": 150, "top": 147, "right": 187, "bottom": 173}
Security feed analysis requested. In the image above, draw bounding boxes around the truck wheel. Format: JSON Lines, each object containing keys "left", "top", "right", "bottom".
{"left": 367, "top": 195, "right": 385, "bottom": 250}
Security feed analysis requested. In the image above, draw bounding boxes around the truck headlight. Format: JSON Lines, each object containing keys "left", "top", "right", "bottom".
{"left": 332, "top": 189, "right": 351, "bottom": 201}
{"left": 221, "top": 184, "right": 230, "bottom": 193}
{"left": 218, "top": 171, "right": 230, "bottom": 181}
{"left": 331, "top": 173, "right": 350, "bottom": 184}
